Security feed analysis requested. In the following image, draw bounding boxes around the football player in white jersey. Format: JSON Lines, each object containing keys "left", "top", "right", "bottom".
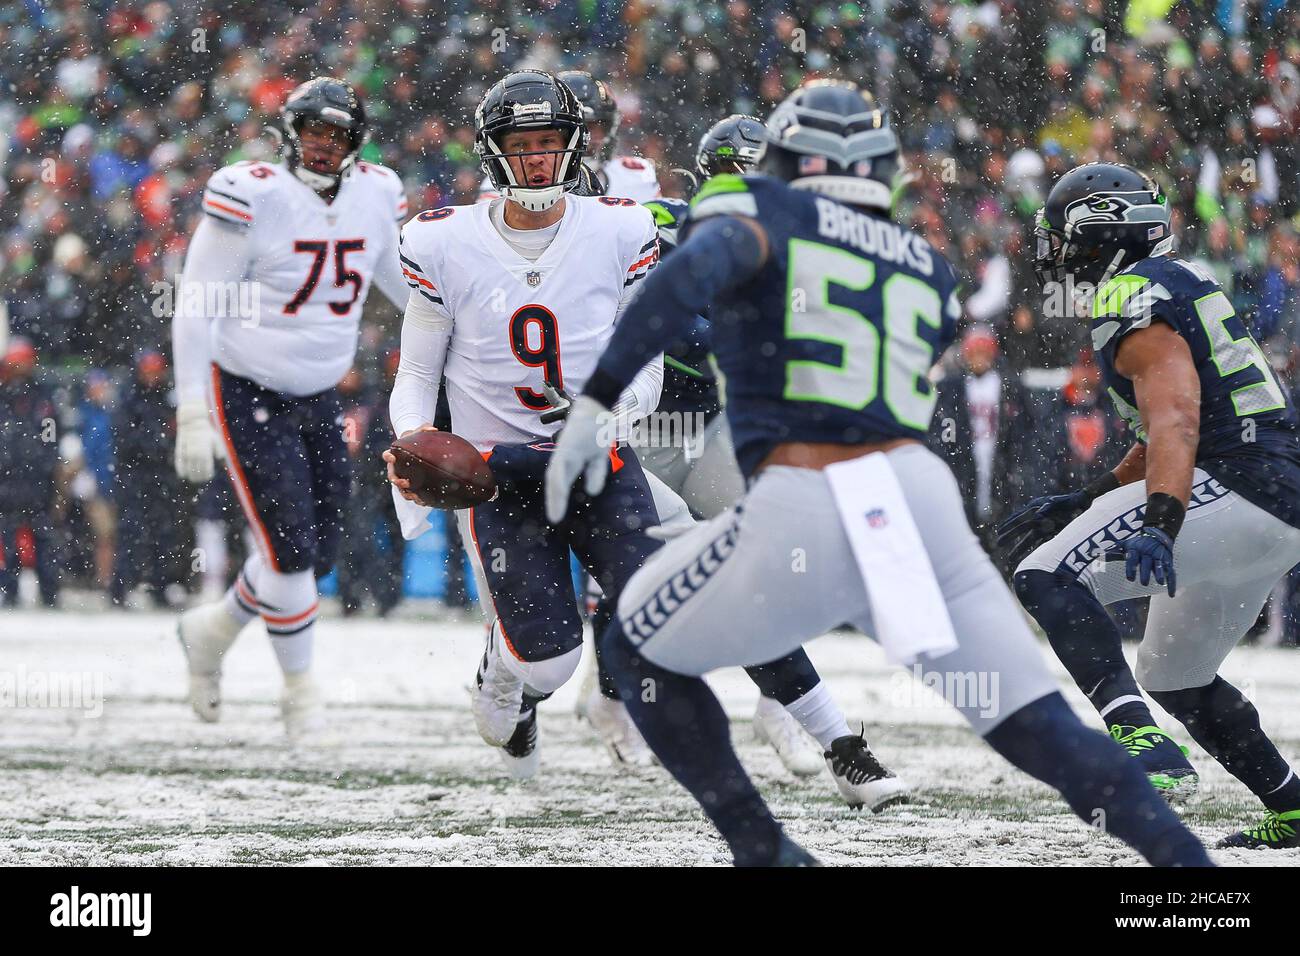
{"left": 386, "top": 71, "right": 665, "bottom": 777}
{"left": 477, "top": 70, "right": 660, "bottom": 204}
{"left": 171, "top": 77, "right": 410, "bottom": 739}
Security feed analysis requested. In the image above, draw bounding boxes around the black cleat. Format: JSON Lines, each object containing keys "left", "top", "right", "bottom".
{"left": 825, "top": 734, "right": 911, "bottom": 811}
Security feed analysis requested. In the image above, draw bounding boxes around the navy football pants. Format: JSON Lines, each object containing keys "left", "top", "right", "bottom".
{"left": 211, "top": 367, "right": 349, "bottom": 576}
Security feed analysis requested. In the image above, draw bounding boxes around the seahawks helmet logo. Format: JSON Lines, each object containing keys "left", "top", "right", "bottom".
{"left": 1063, "top": 191, "right": 1168, "bottom": 237}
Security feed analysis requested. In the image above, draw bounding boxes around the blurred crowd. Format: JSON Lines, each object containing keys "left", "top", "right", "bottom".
{"left": 1, "top": 0, "right": 1298, "bottom": 636}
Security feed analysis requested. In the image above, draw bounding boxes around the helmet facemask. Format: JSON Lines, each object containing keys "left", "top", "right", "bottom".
{"left": 479, "top": 123, "right": 586, "bottom": 212}
{"left": 286, "top": 115, "right": 363, "bottom": 191}
{"left": 280, "top": 80, "right": 368, "bottom": 192}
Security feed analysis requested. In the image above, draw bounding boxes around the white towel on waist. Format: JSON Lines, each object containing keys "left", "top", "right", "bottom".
{"left": 823, "top": 451, "right": 959, "bottom": 665}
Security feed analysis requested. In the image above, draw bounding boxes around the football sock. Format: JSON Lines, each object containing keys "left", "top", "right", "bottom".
{"left": 1150, "top": 678, "right": 1300, "bottom": 812}
{"left": 985, "top": 693, "right": 1212, "bottom": 867}
{"left": 779, "top": 682, "right": 852, "bottom": 750}
{"left": 600, "top": 620, "right": 784, "bottom": 865}
{"left": 222, "top": 553, "right": 264, "bottom": 627}
{"left": 1014, "top": 569, "right": 1158, "bottom": 729}
{"left": 257, "top": 568, "right": 318, "bottom": 676}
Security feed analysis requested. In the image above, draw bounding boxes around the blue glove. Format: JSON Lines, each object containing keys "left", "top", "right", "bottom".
{"left": 995, "top": 490, "right": 1093, "bottom": 568}
{"left": 1120, "top": 527, "right": 1177, "bottom": 597}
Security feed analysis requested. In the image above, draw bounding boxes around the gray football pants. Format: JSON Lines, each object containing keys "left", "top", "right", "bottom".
{"left": 1017, "top": 470, "right": 1300, "bottom": 692}
{"left": 616, "top": 442, "right": 1060, "bottom": 736}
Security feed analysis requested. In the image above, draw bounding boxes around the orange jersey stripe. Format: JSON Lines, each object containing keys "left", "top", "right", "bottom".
{"left": 626, "top": 249, "right": 658, "bottom": 273}
{"left": 401, "top": 267, "right": 436, "bottom": 290}
{"left": 204, "top": 198, "right": 253, "bottom": 221}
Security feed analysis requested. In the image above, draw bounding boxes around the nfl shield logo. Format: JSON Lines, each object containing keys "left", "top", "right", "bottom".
{"left": 526, "top": 271, "right": 542, "bottom": 287}
{"left": 866, "top": 508, "right": 888, "bottom": 529}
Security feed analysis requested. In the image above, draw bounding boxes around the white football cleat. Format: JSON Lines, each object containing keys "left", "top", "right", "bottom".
{"left": 825, "top": 734, "right": 910, "bottom": 811}
{"left": 472, "top": 624, "right": 526, "bottom": 747}
{"left": 584, "top": 687, "right": 657, "bottom": 768}
{"left": 281, "top": 672, "right": 325, "bottom": 742}
{"left": 752, "top": 695, "right": 824, "bottom": 777}
{"left": 176, "top": 601, "right": 244, "bottom": 722}
{"left": 500, "top": 707, "right": 540, "bottom": 780}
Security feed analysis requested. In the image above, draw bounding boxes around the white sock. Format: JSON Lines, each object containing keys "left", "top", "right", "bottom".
{"left": 257, "top": 567, "right": 318, "bottom": 676}
{"left": 783, "top": 683, "right": 852, "bottom": 750}
{"left": 221, "top": 553, "right": 264, "bottom": 626}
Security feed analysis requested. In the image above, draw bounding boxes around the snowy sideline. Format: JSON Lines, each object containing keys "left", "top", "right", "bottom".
{"left": 2, "top": 604, "right": 1298, "bottom": 866}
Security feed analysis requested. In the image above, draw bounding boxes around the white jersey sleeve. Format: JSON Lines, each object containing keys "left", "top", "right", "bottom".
{"left": 172, "top": 214, "right": 254, "bottom": 405}
{"left": 602, "top": 156, "right": 661, "bottom": 203}
{"left": 389, "top": 221, "right": 455, "bottom": 436}
{"left": 372, "top": 167, "right": 411, "bottom": 310}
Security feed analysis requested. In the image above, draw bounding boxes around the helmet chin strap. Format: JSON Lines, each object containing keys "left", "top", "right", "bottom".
{"left": 504, "top": 183, "right": 566, "bottom": 212}
{"left": 293, "top": 164, "right": 341, "bottom": 191}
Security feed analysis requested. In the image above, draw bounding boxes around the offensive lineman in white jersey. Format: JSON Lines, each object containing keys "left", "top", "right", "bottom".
{"left": 385, "top": 71, "right": 665, "bottom": 777}
{"left": 477, "top": 70, "right": 660, "bottom": 204}
{"left": 172, "top": 78, "right": 410, "bottom": 738}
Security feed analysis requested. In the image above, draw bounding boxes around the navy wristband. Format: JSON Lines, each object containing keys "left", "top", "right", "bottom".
{"left": 583, "top": 369, "right": 623, "bottom": 410}
{"left": 1143, "top": 492, "right": 1186, "bottom": 540}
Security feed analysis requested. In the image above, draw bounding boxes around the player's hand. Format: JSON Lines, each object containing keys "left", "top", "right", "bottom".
{"left": 539, "top": 380, "right": 573, "bottom": 424}
{"left": 545, "top": 396, "right": 613, "bottom": 523}
{"left": 995, "top": 490, "right": 1092, "bottom": 567}
{"left": 174, "top": 401, "right": 225, "bottom": 483}
{"left": 384, "top": 424, "right": 437, "bottom": 504}
{"left": 1119, "top": 527, "right": 1177, "bottom": 597}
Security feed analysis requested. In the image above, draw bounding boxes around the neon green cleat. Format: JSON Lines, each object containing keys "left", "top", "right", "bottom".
{"left": 1109, "top": 724, "right": 1199, "bottom": 802}
{"left": 1217, "top": 809, "right": 1300, "bottom": 849}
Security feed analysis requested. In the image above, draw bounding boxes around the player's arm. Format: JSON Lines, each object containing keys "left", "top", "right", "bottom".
{"left": 373, "top": 180, "right": 413, "bottom": 311}
{"left": 1100, "top": 322, "right": 1200, "bottom": 595}
{"left": 385, "top": 291, "right": 453, "bottom": 501}
{"left": 583, "top": 214, "right": 769, "bottom": 408}
{"left": 373, "top": 234, "right": 412, "bottom": 312}
{"left": 1114, "top": 322, "right": 1200, "bottom": 508}
{"left": 1109, "top": 441, "right": 1148, "bottom": 486}
{"left": 171, "top": 215, "right": 252, "bottom": 482}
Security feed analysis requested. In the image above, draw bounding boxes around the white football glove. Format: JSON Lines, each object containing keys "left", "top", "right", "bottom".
{"left": 174, "top": 400, "right": 225, "bottom": 483}
{"left": 545, "top": 395, "right": 615, "bottom": 524}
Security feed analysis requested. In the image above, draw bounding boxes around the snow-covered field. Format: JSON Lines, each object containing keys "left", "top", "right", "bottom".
{"left": 2, "top": 605, "right": 1298, "bottom": 866}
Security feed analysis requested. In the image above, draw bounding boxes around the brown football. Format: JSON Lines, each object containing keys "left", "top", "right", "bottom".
{"left": 390, "top": 430, "right": 497, "bottom": 509}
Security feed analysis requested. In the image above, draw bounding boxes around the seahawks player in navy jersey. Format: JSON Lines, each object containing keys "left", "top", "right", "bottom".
{"left": 1001, "top": 163, "right": 1300, "bottom": 849}
{"left": 545, "top": 81, "right": 1211, "bottom": 866}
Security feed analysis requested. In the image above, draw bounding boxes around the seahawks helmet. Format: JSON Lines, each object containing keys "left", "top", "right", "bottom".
{"left": 555, "top": 70, "right": 621, "bottom": 163}
{"left": 696, "top": 114, "right": 766, "bottom": 179}
{"left": 281, "top": 77, "right": 369, "bottom": 191}
{"left": 475, "top": 71, "right": 589, "bottom": 212}
{"left": 759, "top": 80, "right": 900, "bottom": 213}
{"left": 1034, "top": 163, "right": 1173, "bottom": 287}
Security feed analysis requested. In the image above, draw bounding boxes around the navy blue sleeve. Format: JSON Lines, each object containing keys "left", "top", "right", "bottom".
{"left": 584, "top": 215, "right": 765, "bottom": 408}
